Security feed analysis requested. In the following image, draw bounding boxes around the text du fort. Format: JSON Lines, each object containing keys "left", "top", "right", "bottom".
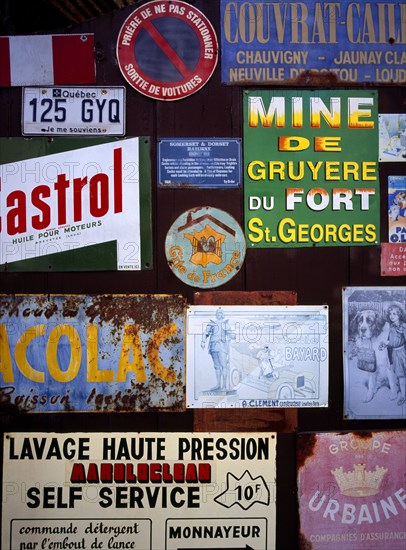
{"left": 1, "top": 147, "right": 126, "bottom": 237}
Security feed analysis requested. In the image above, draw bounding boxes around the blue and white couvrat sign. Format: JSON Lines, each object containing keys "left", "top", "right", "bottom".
{"left": 221, "top": 0, "right": 406, "bottom": 85}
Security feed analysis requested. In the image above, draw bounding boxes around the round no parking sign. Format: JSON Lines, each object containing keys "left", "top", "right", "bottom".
{"left": 116, "top": 0, "right": 218, "bottom": 101}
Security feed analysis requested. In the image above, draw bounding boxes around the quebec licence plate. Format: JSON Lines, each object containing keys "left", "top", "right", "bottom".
{"left": 22, "top": 86, "right": 125, "bottom": 136}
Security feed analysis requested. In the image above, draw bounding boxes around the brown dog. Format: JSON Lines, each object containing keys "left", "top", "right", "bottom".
{"left": 349, "top": 309, "right": 399, "bottom": 402}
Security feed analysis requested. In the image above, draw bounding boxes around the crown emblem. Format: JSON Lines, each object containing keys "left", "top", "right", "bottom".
{"left": 331, "top": 464, "right": 387, "bottom": 497}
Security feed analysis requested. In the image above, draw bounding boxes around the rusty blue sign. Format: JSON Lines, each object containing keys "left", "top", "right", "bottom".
{"left": 0, "top": 294, "right": 186, "bottom": 413}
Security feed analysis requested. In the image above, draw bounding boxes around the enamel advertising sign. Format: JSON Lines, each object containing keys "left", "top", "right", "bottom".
{"left": 379, "top": 114, "right": 406, "bottom": 162}
{"left": 220, "top": 0, "right": 406, "bottom": 85}
{"left": 186, "top": 304, "right": 329, "bottom": 408}
{"left": 0, "top": 137, "right": 152, "bottom": 271}
{"left": 380, "top": 243, "right": 406, "bottom": 277}
{"left": 116, "top": 0, "right": 218, "bottom": 100}
{"left": 343, "top": 287, "right": 406, "bottom": 420}
{"left": 244, "top": 89, "right": 379, "bottom": 248}
{"left": 2, "top": 432, "right": 277, "bottom": 550}
{"left": 298, "top": 431, "right": 406, "bottom": 549}
{"left": 388, "top": 176, "right": 406, "bottom": 243}
{"left": 0, "top": 294, "right": 186, "bottom": 412}
{"left": 158, "top": 138, "right": 241, "bottom": 188}
{"left": 165, "top": 206, "right": 246, "bottom": 288}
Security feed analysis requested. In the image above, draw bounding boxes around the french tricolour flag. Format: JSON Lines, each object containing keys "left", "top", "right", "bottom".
{"left": 0, "top": 34, "right": 95, "bottom": 86}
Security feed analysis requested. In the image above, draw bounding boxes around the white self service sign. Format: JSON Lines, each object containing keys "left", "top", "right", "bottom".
{"left": 2, "top": 432, "right": 276, "bottom": 550}
{"left": 22, "top": 87, "right": 125, "bottom": 136}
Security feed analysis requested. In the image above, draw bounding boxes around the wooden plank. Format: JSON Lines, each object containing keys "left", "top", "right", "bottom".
{"left": 194, "top": 290, "right": 297, "bottom": 306}
{"left": 193, "top": 290, "right": 298, "bottom": 433}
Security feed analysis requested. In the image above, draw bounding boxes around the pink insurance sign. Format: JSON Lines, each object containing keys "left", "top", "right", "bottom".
{"left": 298, "top": 431, "right": 406, "bottom": 550}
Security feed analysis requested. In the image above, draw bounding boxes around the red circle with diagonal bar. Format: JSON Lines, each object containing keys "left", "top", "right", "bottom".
{"left": 116, "top": 0, "right": 218, "bottom": 101}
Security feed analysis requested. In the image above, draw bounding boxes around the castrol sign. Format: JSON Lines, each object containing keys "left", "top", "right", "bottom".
{"left": 0, "top": 137, "right": 151, "bottom": 271}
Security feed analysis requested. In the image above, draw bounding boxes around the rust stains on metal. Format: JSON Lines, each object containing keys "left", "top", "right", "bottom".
{"left": 0, "top": 294, "right": 186, "bottom": 413}
{"left": 235, "top": 69, "right": 357, "bottom": 87}
{"left": 292, "top": 69, "right": 339, "bottom": 87}
{"left": 44, "top": 302, "right": 58, "bottom": 318}
{"left": 86, "top": 370, "right": 185, "bottom": 413}
{"left": 62, "top": 295, "right": 81, "bottom": 317}
{"left": 297, "top": 433, "right": 317, "bottom": 469}
{"left": 82, "top": 294, "right": 186, "bottom": 412}
{"left": 333, "top": 430, "right": 375, "bottom": 441}
{"left": 238, "top": 68, "right": 390, "bottom": 88}
{"left": 1, "top": 295, "right": 79, "bottom": 320}
{"left": 351, "top": 431, "right": 373, "bottom": 440}
{"left": 0, "top": 387, "right": 75, "bottom": 414}
{"left": 0, "top": 296, "right": 24, "bottom": 318}
{"left": 147, "top": 323, "right": 178, "bottom": 383}
{"left": 85, "top": 294, "right": 186, "bottom": 333}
